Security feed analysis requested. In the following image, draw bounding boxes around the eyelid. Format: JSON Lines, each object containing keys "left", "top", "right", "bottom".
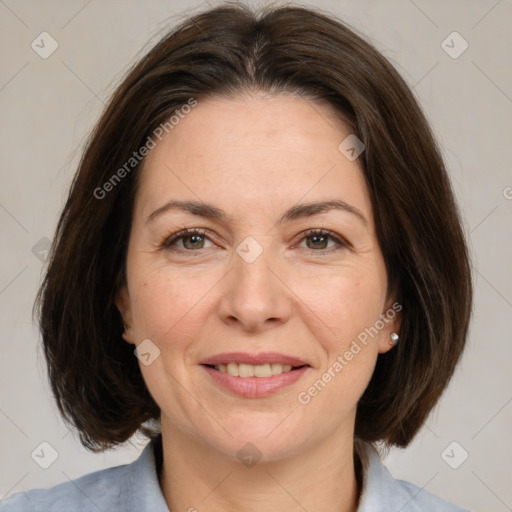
{"left": 292, "top": 228, "right": 350, "bottom": 252}
{"left": 160, "top": 227, "right": 213, "bottom": 249}
{"left": 160, "top": 227, "right": 350, "bottom": 253}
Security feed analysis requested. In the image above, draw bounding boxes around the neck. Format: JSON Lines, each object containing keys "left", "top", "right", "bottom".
{"left": 158, "top": 421, "right": 361, "bottom": 512}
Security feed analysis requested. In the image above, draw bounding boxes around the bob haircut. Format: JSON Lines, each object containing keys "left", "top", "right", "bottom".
{"left": 36, "top": 2, "right": 472, "bottom": 452}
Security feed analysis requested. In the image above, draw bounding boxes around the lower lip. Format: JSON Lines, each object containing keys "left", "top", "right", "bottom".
{"left": 201, "top": 365, "right": 309, "bottom": 398}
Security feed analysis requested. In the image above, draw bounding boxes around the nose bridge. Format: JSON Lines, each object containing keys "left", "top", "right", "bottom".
{"left": 218, "top": 235, "right": 291, "bottom": 330}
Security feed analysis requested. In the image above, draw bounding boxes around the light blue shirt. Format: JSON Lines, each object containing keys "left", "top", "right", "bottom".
{"left": 0, "top": 436, "right": 470, "bottom": 511}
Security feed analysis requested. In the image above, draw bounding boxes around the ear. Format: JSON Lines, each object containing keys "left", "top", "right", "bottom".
{"left": 115, "top": 285, "right": 136, "bottom": 345}
{"left": 377, "top": 299, "right": 402, "bottom": 354}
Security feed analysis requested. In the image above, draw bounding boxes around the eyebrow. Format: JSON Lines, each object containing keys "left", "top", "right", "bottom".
{"left": 147, "top": 199, "right": 368, "bottom": 228}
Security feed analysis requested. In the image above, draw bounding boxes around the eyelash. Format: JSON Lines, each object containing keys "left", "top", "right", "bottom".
{"left": 160, "top": 228, "right": 348, "bottom": 254}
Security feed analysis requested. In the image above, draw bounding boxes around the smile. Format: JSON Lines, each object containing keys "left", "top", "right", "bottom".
{"left": 209, "top": 362, "right": 297, "bottom": 377}
{"left": 201, "top": 364, "right": 310, "bottom": 398}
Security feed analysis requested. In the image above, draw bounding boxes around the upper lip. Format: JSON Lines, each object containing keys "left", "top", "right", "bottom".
{"left": 200, "top": 352, "right": 309, "bottom": 367}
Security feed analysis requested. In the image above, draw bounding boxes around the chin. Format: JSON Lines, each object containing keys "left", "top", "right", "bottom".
{"left": 202, "top": 417, "right": 311, "bottom": 464}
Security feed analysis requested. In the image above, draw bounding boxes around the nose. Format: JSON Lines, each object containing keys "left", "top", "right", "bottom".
{"left": 216, "top": 244, "right": 293, "bottom": 333}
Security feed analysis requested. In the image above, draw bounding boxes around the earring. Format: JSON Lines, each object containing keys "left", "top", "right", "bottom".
{"left": 123, "top": 325, "right": 129, "bottom": 332}
{"left": 389, "top": 333, "right": 399, "bottom": 346}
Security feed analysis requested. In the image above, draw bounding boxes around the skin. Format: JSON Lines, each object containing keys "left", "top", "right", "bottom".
{"left": 116, "top": 93, "right": 401, "bottom": 512}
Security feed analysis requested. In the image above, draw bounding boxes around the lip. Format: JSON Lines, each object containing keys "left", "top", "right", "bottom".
{"left": 201, "top": 364, "right": 310, "bottom": 398}
{"left": 199, "top": 352, "right": 308, "bottom": 367}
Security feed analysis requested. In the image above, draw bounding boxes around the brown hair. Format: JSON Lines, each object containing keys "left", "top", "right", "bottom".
{"left": 36, "top": 2, "right": 472, "bottom": 452}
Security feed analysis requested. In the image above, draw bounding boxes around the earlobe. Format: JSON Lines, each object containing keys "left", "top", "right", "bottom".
{"left": 121, "top": 325, "right": 135, "bottom": 345}
{"left": 378, "top": 331, "right": 401, "bottom": 354}
{"left": 377, "top": 300, "right": 402, "bottom": 354}
{"left": 115, "top": 286, "right": 135, "bottom": 345}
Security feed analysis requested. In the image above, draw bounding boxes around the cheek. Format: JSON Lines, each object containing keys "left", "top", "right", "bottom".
{"left": 128, "top": 264, "right": 220, "bottom": 344}
{"left": 294, "top": 271, "right": 383, "bottom": 413}
{"left": 293, "top": 263, "right": 386, "bottom": 347}
{"left": 129, "top": 268, "right": 214, "bottom": 399}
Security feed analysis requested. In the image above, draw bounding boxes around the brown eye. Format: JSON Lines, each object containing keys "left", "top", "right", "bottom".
{"left": 162, "top": 229, "right": 214, "bottom": 251}
{"left": 181, "top": 233, "right": 205, "bottom": 249}
{"left": 297, "top": 229, "right": 347, "bottom": 252}
{"left": 306, "top": 233, "right": 329, "bottom": 249}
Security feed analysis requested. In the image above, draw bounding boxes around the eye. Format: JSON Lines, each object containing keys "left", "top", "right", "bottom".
{"left": 295, "top": 229, "right": 348, "bottom": 252}
{"left": 160, "top": 228, "right": 348, "bottom": 254}
{"left": 161, "top": 228, "right": 215, "bottom": 251}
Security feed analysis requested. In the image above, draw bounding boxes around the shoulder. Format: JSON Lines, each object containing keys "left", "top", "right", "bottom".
{"left": 0, "top": 438, "right": 169, "bottom": 512}
{"left": 357, "top": 442, "right": 471, "bottom": 512}
{"left": 390, "top": 477, "right": 470, "bottom": 511}
{"left": 0, "top": 459, "right": 133, "bottom": 512}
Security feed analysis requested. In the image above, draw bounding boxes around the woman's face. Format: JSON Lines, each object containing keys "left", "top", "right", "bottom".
{"left": 117, "top": 94, "right": 400, "bottom": 461}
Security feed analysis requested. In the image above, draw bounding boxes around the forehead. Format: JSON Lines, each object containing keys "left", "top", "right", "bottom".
{"left": 135, "top": 94, "right": 372, "bottom": 224}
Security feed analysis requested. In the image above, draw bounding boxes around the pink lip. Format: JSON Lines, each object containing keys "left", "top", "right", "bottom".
{"left": 200, "top": 352, "right": 308, "bottom": 367}
{"left": 202, "top": 365, "right": 310, "bottom": 398}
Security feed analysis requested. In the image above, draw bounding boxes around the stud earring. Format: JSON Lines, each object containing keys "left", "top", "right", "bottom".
{"left": 123, "top": 325, "right": 129, "bottom": 332}
{"left": 389, "top": 333, "right": 399, "bottom": 346}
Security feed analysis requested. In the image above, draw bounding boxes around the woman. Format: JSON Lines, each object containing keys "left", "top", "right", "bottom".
{"left": 0, "top": 3, "right": 472, "bottom": 511}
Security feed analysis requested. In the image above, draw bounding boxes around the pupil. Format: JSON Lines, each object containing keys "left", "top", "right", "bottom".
{"left": 186, "top": 235, "right": 203, "bottom": 248}
{"left": 309, "top": 235, "right": 327, "bottom": 249}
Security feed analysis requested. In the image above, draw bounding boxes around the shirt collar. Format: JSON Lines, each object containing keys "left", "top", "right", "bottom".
{"left": 127, "top": 435, "right": 422, "bottom": 512}
{"left": 356, "top": 441, "right": 432, "bottom": 511}
{"left": 122, "top": 435, "right": 170, "bottom": 511}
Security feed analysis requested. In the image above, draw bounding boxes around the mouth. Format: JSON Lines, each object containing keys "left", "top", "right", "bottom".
{"left": 199, "top": 352, "right": 311, "bottom": 398}
{"left": 202, "top": 361, "right": 309, "bottom": 377}
{"left": 202, "top": 362, "right": 308, "bottom": 378}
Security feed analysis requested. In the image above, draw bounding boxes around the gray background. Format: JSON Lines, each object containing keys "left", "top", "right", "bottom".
{"left": 1, "top": 1, "right": 511, "bottom": 511}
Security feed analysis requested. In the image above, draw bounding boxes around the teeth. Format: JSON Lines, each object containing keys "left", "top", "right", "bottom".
{"left": 254, "top": 364, "right": 271, "bottom": 377}
{"left": 214, "top": 362, "right": 294, "bottom": 377}
{"left": 226, "top": 363, "right": 238, "bottom": 376}
{"left": 239, "top": 363, "right": 255, "bottom": 377}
